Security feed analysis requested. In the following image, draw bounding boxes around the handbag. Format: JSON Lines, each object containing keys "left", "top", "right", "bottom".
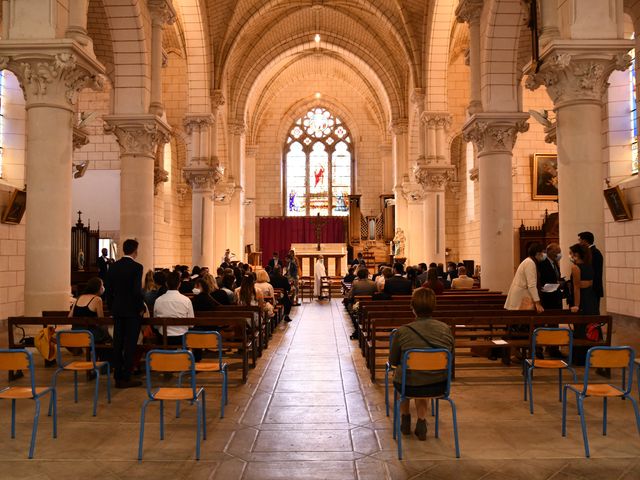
{"left": 34, "top": 326, "right": 56, "bottom": 361}
{"left": 586, "top": 323, "right": 602, "bottom": 342}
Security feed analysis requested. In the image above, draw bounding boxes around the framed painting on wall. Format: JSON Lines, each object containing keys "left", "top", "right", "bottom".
{"left": 604, "top": 185, "right": 633, "bottom": 222}
{"left": 1, "top": 189, "right": 26, "bottom": 225}
{"left": 531, "top": 153, "right": 558, "bottom": 201}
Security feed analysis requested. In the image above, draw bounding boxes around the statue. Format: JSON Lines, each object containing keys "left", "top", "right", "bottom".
{"left": 393, "top": 228, "right": 406, "bottom": 258}
{"left": 77, "top": 249, "right": 85, "bottom": 271}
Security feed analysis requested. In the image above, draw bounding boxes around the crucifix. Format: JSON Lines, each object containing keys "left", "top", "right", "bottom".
{"left": 312, "top": 212, "right": 327, "bottom": 251}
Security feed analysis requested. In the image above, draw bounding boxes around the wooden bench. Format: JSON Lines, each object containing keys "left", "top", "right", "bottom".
{"left": 366, "top": 314, "right": 612, "bottom": 381}
{"left": 8, "top": 314, "right": 257, "bottom": 383}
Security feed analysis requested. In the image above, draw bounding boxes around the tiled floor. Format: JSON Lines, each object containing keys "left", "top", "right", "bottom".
{"left": 2, "top": 301, "right": 640, "bottom": 479}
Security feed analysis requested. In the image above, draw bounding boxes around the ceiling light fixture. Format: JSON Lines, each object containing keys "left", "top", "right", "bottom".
{"left": 315, "top": 92, "right": 321, "bottom": 99}
{"left": 314, "top": 34, "right": 321, "bottom": 43}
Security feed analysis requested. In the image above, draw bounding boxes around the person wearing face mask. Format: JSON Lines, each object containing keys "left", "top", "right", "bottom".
{"left": 504, "top": 242, "right": 545, "bottom": 313}
{"left": 191, "top": 277, "right": 220, "bottom": 313}
{"left": 568, "top": 243, "right": 598, "bottom": 365}
{"left": 70, "top": 276, "right": 112, "bottom": 345}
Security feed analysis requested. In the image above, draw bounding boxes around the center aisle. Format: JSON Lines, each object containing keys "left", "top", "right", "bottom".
{"left": 218, "top": 299, "right": 385, "bottom": 479}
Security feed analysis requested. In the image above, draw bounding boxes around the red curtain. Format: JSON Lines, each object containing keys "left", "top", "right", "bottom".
{"left": 259, "top": 217, "right": 346, "bottom": 266}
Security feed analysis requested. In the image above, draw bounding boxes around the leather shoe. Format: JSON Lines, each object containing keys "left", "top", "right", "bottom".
{"left": 415, "top": 418, "right": 428, "bottom": 441}
{"left": 115, "top": 379, "right": 142, "bottom": 389}
{"left": 284, "top": 316, "right": 293, "bottom": 323}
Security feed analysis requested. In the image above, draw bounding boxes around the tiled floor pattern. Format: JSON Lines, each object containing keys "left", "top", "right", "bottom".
{"left": 1, "top": 301, "right": 640, "bottom": 479}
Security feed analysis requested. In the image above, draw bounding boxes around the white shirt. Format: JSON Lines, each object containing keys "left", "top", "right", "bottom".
{"left": 153, "top": 290, "right": 194, "bottom": 336}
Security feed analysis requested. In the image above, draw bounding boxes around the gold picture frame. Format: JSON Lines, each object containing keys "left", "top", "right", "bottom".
{"left": 1, "top": 189, "right": 27, "bottom": 225}
{"left": 604, "top": 185, "right": 633, "bottom": 222}
{"left": 531, "top": 153, "right": 558, "bottom": 200}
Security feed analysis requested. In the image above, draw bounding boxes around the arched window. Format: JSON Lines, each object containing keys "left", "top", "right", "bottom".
{"left": 284, "top": 107, "right": 353, "bottom": 216}
{"left": 630, "top": 37, "right": 639, "bottom": 175}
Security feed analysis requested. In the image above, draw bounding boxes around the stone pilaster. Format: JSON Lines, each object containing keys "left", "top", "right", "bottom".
{"left": 390, "top": 119, "right": 409, "bottom": 257}
{"left": 455, "top": 0, "right": 483, "bottom": 115}
{"left": 0, "top": 41, "right": 105, "bottom": 315}
{"left": 104, "top": 114, "right": 171, "bottom": 273}
{"left": 463, "top": 112, "right": 529, "bottom": 293}
{"left": 148, "top": 0, "right": 176, "bottom": 116}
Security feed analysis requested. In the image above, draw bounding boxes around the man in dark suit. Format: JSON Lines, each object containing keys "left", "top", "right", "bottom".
{"left": 579, "top": 231, "right": 603, "bottom": 314}
{"left": 383, "top": 263, "right": 412, "bottom": 296}
{"left": 268, "top": 251, "right": 282, "bottom": 271}
{"left": 106, "top": 239, "right": 145, "bottom": 388}
{"left": 538, "top": 243, "right": 563, "bottom": 310}
{"left": 97, "top": 248, "right": 112, "bottom": 279}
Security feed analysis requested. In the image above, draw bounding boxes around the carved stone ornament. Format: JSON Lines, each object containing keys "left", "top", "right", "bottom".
{"left": 400, "top": 180, "right": 426, "bottom": 203}
{"left": 448, "top": 181, "right": 462, "bottom": 199}
{"left": 228, "top": 121, "right": 246, "bottom": 136}
{"left": 183, "top": 165, "right": 224, "bottom": 192}
{"left": 148, "top": 0, "right": 177, "bottom": 25}
{"left": 183, "top": 114, "right": 214, "bottom": 134}
{"left": 525, "top": 45, "right": 633, "bottom": 107}
{"left": 455, "top": 0, "right": 483, "bottom": 24}
{"left": 154, "top": 167, "right": 169, "bottom": 195}
{"left": 414, "top": 164, "right": 455, "bottom": 191}
{"left": 103, "top": 114, "right": 171, "bottom": 158}
{"left": 469, "top": 167, "right": 479, "bottom": 182}
{"left": 73, "top": 126, "right": 90, "bottom": 150}
{"left": 211, "top": 90, "right": 225, "bottom": 110}
{"left": 176, "top": 182, "right": 190, "bottom": 203}
{"left": 421, "top": 112, "right": 452, "bottom": 129}
{"left": 214, "top": 180, "right": 238, "bottom": 205}
{"left": 462, "top": 113, "right": 529, "bottom": 156}
{"left": 410, "top": 88, "right": 425, "bottom": 112}
{"left": 0, "top": 46, "right": 105, "bottom": 108}
{"left": 389, "top": 119, "right": 409, "bottom": 135}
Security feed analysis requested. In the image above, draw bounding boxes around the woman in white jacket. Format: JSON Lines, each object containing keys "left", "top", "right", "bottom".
{"left": 504, "top": 242, "right": 545, "bottom": 313}
{"left": 314, "top": 256, "right": 326, "bottom": 300}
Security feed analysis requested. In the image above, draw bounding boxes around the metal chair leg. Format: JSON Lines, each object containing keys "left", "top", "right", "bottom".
{"left": 527, "top": 367, "right": 535, "bottom": 414}
{"left": 159, "top": 400, "right": 165, "bottom": 440}
{"left": 561, "top": 385, "right": 569, "bottom": 437}
{"left": 138, "top": 400, "right": 150, "bottom": 461}
{"left": 384, "top": 368, "right": 390, "bottom": 417}
{"left": 195, "top": 400, "right": 202, "bottom": 461}
{"left": 28, "top": 398, "right": 41, "bottom": 459}
{"left": 435, "top": 398, "right": 440, "bottom": 438}
{"left": 602, "top": 397, "right": 608, "bottom": 436}
{"left": 447, "top": 398, "right": 461, "bottom": 458}
{"left": 577, "top": 397, "right": 590, "bottom": 458}
{"left": 73, "top": 371, "right": 78, "bottom": 403}
{"left": 176, "top": 372, "right": 185, "bottom": 418}
{"left": 11, "top": 399, "right": 16, "bottom": 439}
{"left": 202, "top": 390, "right": 207, "bottom": 440}
{"left": 51, "top": 390, "right": 57, "bottom": 439}
{"left": 93, "top": 370, "right": 100, "bottom": 416}
{"left": 627, "top": 395, "right": 640, "bottom": 436}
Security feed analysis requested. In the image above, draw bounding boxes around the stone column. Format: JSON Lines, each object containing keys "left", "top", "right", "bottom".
{"left": 463, "top": 113, "right": 529, "bottom": 293}
{"left": 379, "top": 143, "right": 393, "bottom": 193}
{"left": 538, "top": 0, "right": 560, "bottom": 48}
{"left": 104, "top": 115, "right": 171, "bottom": 273}
{"left": 226, "top": 121, "right": 246, "bottom": 258}
{"left": 455, "top": 0, "right": 483, "bottom": 115}
{"left": 0, "top": 44, "right": 105, "bottom": 315}
{"left": 66, "top": 0, "right": 92, "bottom": 49}
{"left": 244, "top": 145, "right": 258, "bottom": 258}
{"left": 526, "top": 41, "right": 633, "bottom": 273}
{"left": 391, "top": 119, "right": 409, "bottom": 250}
{"left": 147, "top": 0, "right": 176, "bottom": 116}
{"left": 183, "top": 114, "right": 219, "bottom": 268}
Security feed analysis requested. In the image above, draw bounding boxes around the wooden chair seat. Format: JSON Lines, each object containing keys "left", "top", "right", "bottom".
{"left": 530, "top": 359, "right": 568, "bottom": 369}
{"left": 0, "top": 386, "right": 52, "bottom": 399}
{"left": 61, "top": 360, "right": 108, "bottom": 371}
{"left": 195, "top": 362, "right": 223, "bottom": 372}
{"left": 566, "top": 384, "right": 624, "bottom": 397}
{"left": 152, "top": 387, "right": 199, "bottom": 401}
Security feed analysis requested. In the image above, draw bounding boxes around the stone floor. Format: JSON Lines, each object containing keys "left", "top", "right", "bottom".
{"left": 2, "top": 300, "right": 640, "bottom": 479}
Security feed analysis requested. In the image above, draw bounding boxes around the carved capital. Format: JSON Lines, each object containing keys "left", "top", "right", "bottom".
{"left": 469, "top": 167, "right": 479, "bottom": 182}
{"left": 148, "top": 0, "right": 177, "bottom": 25}
{"left": 413, "top": 164, "right": 455, "bottom": 192}
{"left": 228, "top": 121, "right": 246, "bottom": 136}
{"left": 183, "top": 165, "right": 224, "bottom": 192}
{"left": 103, "top": 114, "right": 171, "bottom": 158}
{"left": 0, "top": 42, "right": 105, "bottom": 108}
{"left": 455, "top": 0, "right": 483, "bottom": 24}
{"left": 421, "top": 111, "right": 452, "bottom": 130}
{"left": 390, "top": 118, "right": 409, "bottom": 135}
{"left": 183, "top": 113, "right": 214, "bottom": 134}
{"left": 447, "top": 181, "right": 461, "bottom": 199}
{"left": 176, "top": 182, "right": 190, "bottom": 203}
{"left": 525, "top": 41, "right": 634, "bottom": 108}
{"left": 400, "top": 180, "right": 426, "bottom": 203}
{"left": 154, "top": 166, "right": 169, "bottom": 195}
{"left": 462, "top": 112, "right": 529, "bottom": 156}
{"left": 410, "top": 88, "right": 425, "bottom": 112}
{"left": 245, "top": 144, "right": 258, "bottom": 158}
{"left": 214, "top": 180, "right": 238, "bottom": 205}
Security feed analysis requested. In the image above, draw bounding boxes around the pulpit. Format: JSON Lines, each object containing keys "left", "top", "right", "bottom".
{"left": 291, "top": 243, "right": 347, "bottom": 277}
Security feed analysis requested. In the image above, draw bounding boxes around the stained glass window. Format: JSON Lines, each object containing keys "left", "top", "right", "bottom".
{"left": 285, "top": 107, "right": 353, "bottom": 216}
{"left": 631, "top": 41, "right": 639, "bottom": 175}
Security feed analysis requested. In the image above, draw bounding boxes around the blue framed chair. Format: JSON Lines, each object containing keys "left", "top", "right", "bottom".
{"left": 176, "top": 331, "right": 228, "bottom": 419}
{"left": 138, "top": 350, "right": 206, "bottom": 461}
{"left": 392, "top": 348, "right": 460, "bottom": 459}
{"left": 524, "top": 327, "right": 577, "bottom": 414}
{"left": 384, "top": 329, "right": 397, "bottom": 417}
{"left": 0, "top": 349, "right": 57, "bottom": 458}
{"left": 49, "top": 330, "right": 111, "bottom": 417}
{"left": 562, "top": 346, "right": 640, "bottom": 458}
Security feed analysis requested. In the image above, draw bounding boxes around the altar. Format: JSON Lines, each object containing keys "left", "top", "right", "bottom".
{"left": 291, "top": 243, "right": 347, "bottom": 277}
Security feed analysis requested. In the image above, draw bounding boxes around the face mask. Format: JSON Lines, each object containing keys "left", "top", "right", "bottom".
{"left": 192, "top": 288, "right": 201, "bottom": 295}
{"left": 99, "top": 286, "right": 105, "bottom": 296}
{"left": 536, "top": 253, "right": 547, "bottom": 262}
{"left": 555, "top": 253, "right": 562, "bottom": 261}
